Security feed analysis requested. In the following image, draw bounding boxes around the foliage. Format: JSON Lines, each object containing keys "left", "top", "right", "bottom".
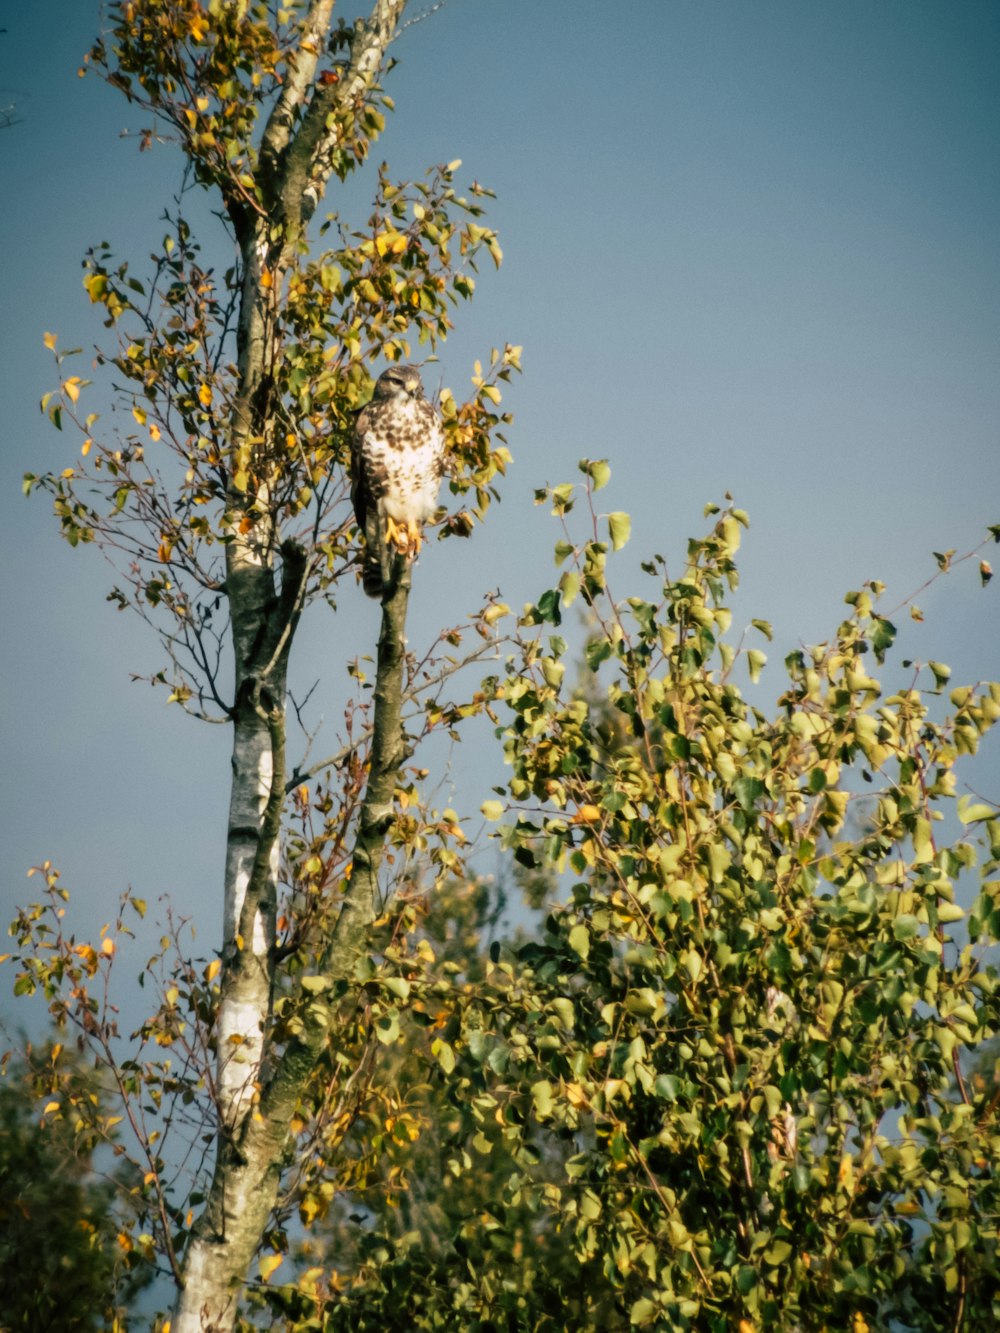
{"left": 241, "top": 875, "right": 614, "bottom": 1332}
{"left": 13, "top": 2, "right": 520, "bottom": 1328}
{"left": 445, "top": 469, "right": 1000, "bottom": 1330}
{"left": 0, "top": 1041, "right": 150, "bottom": 1331}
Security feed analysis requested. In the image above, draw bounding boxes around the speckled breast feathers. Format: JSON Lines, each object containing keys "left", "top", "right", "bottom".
{"left": 350, "top": 366, "right": 446, "bottom": 598}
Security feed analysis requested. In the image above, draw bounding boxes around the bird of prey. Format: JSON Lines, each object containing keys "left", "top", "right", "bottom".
{"left": 350, "top": 365, "right": 446, "bottom": 599}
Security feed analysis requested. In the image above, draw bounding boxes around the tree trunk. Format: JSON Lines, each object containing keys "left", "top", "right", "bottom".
{"left": 173, "top": 570, "right": 410, "bottom": 1333}
{"left": 171, "top": 5, "right": 408, "bottom": 1323}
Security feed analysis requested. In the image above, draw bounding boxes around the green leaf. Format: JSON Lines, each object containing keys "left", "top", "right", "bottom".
{"left": 375, "top": 1011, "right": 400, "bottom": 1045}
{"left": 585, "top": 638, "right": 613, "bottom": 671}
{"left": 590, "top": 460, "right": 611, "bottom": 491}
{"left": 733, "top": 777, "right": 764, "bottom": 812}
{"left": 536, "top": 588, "right": 562, "bottom": 625}
{"left": 764, "top": 1239, "right": 793, "bottom": 1266}
{"left": 630, "top": 1298, "right": 657, "bottom": 1326}
{"left": 559, "top": 569, "right": 581, "bottom": 607}
{"left": 300, "top": 974, "right": 332, "bottom": 993}
{"left": 654, "top": 1074, "right": 681, "bottom": 1101}
{"left": 607, "top": 511, "right": 631, "bottom": 551}
{"left": 568, "top": 923, "right": 590, "bottom": 960}
{"left": 958, "top": 796, "right": 996, "bottom": 824}
{"left": 531, "top": 1079, "right": 554, "bottom": 1119}
{"left": 871, "top": 615, "right": 897, "bottom": 662}
{"left": 433, "top": 1040, "right": 455, "bottom": 1074}
{"left": 382, "top": 976, "right": 411, "bottom": 1001}
{"left": 892, "top": 914, "right": 919, "bottom": 940}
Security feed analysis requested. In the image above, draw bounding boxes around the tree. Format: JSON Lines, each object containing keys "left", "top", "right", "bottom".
{"left": 0, "top": 1042, "right": 150, "bottom": 1331}
{"left": 453, "top": 474, "right": 1000, "bottom": 1329}
{"left": 14, "top": 2, "right": 515, "bottom": 1328}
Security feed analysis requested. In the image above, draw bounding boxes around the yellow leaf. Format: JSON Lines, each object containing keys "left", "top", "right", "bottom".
{"left": 573, "top": 805, "right": 602, "bottom": 825}
{"left": 44, "top": 331, "right": 57, "bottom": 351}
{"left": 205, "top": 958, "right": 222, "bottom": 983}
{"left": 64, "top": 377, "right": 82, "bottom": 404}
{"left": 43, "top": 1100, "right": 61, "bottom": 1114}
{"left": 149, "top": 422, "right": 161, "bottom": 441}
{"left": 102, "top": 937, "right": 115, "bottom": 956}
{"left": 259, "top": 267, "right": 273, "bottom": 289}
{"left": 81, "top": 440, "right": 92, "bottom": 457}
{"left": 198, "top": 383, "right": 212, "bottom": 406}
{"left": 838, "top": 1154, "right": 855, "bottom": 1191}
{"left": 132, "top": 406, "right": 147, "bottom": 426}
{"left": 259, "top": 1253, "right": 284, "bottom": 1282}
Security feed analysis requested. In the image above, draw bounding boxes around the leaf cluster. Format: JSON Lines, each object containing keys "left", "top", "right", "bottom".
{"left": 452, "top": 475, "right": 1000, "bottom": 1329}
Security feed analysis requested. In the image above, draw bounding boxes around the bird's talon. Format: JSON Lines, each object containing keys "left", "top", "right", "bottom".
{"left": 384, "top": 514, "right": 410, "bottom": 555}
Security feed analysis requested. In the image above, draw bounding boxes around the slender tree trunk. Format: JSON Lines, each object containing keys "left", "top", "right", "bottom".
{"left": 175, "top": 566, "right": 410, "bottom": 1331}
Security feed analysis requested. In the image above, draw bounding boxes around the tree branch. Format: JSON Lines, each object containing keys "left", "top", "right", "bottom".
{"left": 326, "top": 560, "right": 411, "bottom": 977}
{"left": 265, "top": 0, "right": 406, "bottom": 240}
{"left": 258, "top": 0, "right": 337, "bottom": 194}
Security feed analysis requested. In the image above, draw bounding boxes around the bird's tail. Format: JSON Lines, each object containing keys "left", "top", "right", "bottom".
{"left": 362, "top": 527, "right": 400, "bottom": 600}
{"left": 363, "top": 547, "right": 385, "bottom": 598}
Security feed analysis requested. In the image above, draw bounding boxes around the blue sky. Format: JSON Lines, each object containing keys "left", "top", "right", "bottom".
{"left": 1, "top": 1, "right": 998, "bottom": 1001}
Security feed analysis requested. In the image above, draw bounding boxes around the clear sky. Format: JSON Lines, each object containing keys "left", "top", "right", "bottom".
{"left": 1, "top": 1, "right": 998, "bottom": 1008}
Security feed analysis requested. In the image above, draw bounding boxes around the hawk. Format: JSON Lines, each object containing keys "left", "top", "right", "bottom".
{"left": 350, "top": 365, "right": 446, "bottom": 599}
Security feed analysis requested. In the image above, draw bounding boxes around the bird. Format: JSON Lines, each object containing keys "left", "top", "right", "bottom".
{"left": 350, "top": 364, "right": 446, "bottom": 599}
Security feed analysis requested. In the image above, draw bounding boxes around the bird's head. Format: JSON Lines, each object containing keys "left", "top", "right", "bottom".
{"left": 372, "top": 364, "right": 424, "bottom": 400}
